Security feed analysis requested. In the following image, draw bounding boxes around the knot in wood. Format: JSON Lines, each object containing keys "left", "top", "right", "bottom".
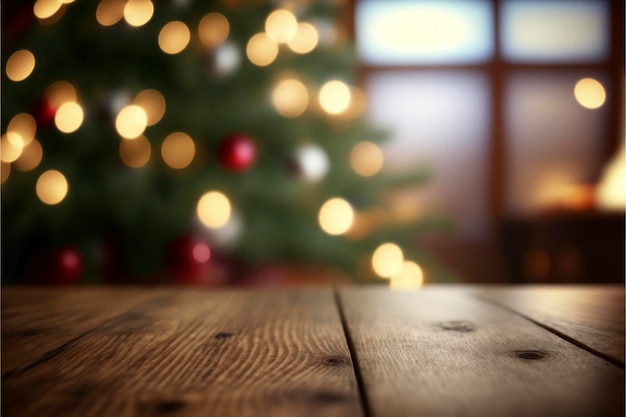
{"left": 322, "top": 356, "right": 349, "bottom": 367}
{"left": 155, "top": 399, "right": 186, "bottom": 414}
{"left": 515, "top": 350, "right": 547, "bottom": 360}
{"left": 438, "top": 320, "right": 475, "bottom": 333}
{"left": 214, "top": 332, "right": 234, "bottom": 339}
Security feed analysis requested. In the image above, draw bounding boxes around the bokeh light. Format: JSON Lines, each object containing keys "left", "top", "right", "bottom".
{"left": 287, "top": 22, "right": 319, "bottom": 54}
{"left": 33, "top": 0, "right": 62, "bottom": 20}
{"left": 6, "top": 50, "right": 36, "bottom": 82}
{"left": 272, "top": 78, "right": 309, "bottom": 118}
{"left": 161, "top": 132, "right": 195, "bottom": 169}
{"left": 15, "top": 139, "right": 43, "bottom": 172}
{"left": 372, "top": 242, "right": 404, "bottom": 278}
{"left": 350, "top": 141, "right": 384, "bottom": 177}
{"left": 319, "top": 80, "right": 351, "bottom": 114}
{"left": 115, "top": 105, "right": 147, "bottom": 139}
{"left": 265, "top": 9, "right": 298, "bottom": 43}
{"left": 197, "top": 191, "right": 232, "bottom": 228}
{"left": 198, "top": 12, "right": 230, "bottom": 48}
{"left": 119, "top": 135, "right": 151, "bottom": 168}
{"left": 192, "top": 242, "right": 211, "bottom": 263}
{"left": 0, "top": 135, "right": 24, "bottom": 163}
{"left": 54, "top": 102, "right": 84, "bottom": 133}
{"left": 96, "top": 0, "right": 125, "bottom": 26}
{"left": 246, "top": 33, "right": 279, "bottom": 67}
{"left": 36, "top": 170, "right": 68, "bottom": 205}
{"left": 7, "top": 113, "right": 37, "bottom": 147}
{"left": 574, "top": 78, "right": 606, "bottom": 109}
{"left": 318, "top": 197, "right": 354, "bottom": 235}
{"left": 134, "top": 89, "right": 166, "bottom": 126}
{"left": 158, "top": 21, "right": 190, "bottom": 55}
{"left": 390, "top": 261, "right": 424, "bottom": 290}
{"left": 123, "top": 0, "right": 153, "bottom": 27}
{"left": 45, "top": 81, "right": 77, "bottom": 108}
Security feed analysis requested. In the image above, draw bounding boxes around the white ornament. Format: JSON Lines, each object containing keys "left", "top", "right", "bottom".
{"left": 108, "top": 91, "right": 132, "bottom": 117}
{"left": 196, "top": 211, "right": 243, "bottom": 249}
{"left": 214, "top": 42, "right": 241, "bottom": 76}
{"left": 294, "top": 144, "right": 329, "bottom": 182}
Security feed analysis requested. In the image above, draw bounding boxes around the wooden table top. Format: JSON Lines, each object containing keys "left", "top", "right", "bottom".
{"left": 2, "top": 285, "right": 624, "bottom": 417}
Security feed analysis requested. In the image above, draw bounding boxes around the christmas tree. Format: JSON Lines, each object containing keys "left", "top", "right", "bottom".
{"left": 2, "top": 0, "right": 452, "bottom": 286}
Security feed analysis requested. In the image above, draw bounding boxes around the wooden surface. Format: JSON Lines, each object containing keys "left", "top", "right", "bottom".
{"left": 2, "top": 285, "right": 624, "bottom": 417}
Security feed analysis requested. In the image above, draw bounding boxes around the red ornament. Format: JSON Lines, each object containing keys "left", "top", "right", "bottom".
{"left": 217, "top": 133, "right": 257, "bottom": 172}
{"left": 52, "top": 246, "right": 84, "bottom": 284}
{"left": 167, "top": 235, "right": 213, "bottom": 285}
{"left": 31, "top": 99, "right": 57, "bottom": 127}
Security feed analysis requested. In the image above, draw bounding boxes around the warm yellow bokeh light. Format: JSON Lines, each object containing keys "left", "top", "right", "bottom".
{"left": 158, "top": 21, "right": 190, "bottom": 55}
{"left": 350, "top": 141, "right": 384, "bottom": 177}
{"left": 1, "top": 162, "right": 10, "bottom": 184}
{"left": 574, "top": 78, "right": 606, "bottom": 109}
{"left": 134, "top": 89, "right": 166, "bottom": 126}
{"left": 272, "top": 78, "right": 309, "bottom": 118}
{"left": 36, "top": 169, "right": 68, "bottom": 205}
{"left": 54, "top": 101, "right": 84, "bottom": 134}
{"left": 390, "top": 261, "right": 424, "bottom": 290}
{"left": 115, "top": 105, "right": 147, "bottom": 139}
{"left": 197, "top": 191, "right": 232, "bottom": 228}
{"left": 1, "top": 134, "right": 24, "bottom": 163}
{"left": 161, "top": 132, "right": 195, "bottom": 169}
{"left": 33, "top": 0, "right": 62, "bottom": 20}
{"left": 319, "top": 80, "right": 351, "bottom": 115}
{"left": 372, "top": 242, "right": 404, "bottom": 278}
{"left": 287, "top": 22, "right": 318, "bottom": 54}
{"left": 45, "top": 81, "right": 77, "bottom": 108}
{"left": 96, "top": 0, "right": 125, "bottom": 26}
{"left": 6, "top": 50, "right": 36, "bottom": 82}
{"left": 15, "top": 139, "right": 43, "bottom": 172}
{"left": 120, "top": 135, "right": 151, "bottom": 168}
{"left": 246, "top": 33, "right": 279, "bottom": 67}
{"left": 8, "top": 113, "right": 37, "bottom": 147}
{"left": 318, "top": 198, "right": 354, "bottom": 235}
{"left": 198, "top": 12, "right": 230, "bottom": 48}
{"left": 123, "top": 0, "right": 153, "bottom": 27}
{"left": 265, "top": 9, "right": 298, "bottom": 43}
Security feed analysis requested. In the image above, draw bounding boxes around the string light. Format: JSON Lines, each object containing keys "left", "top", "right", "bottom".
{"left": 350, "top": 141, "right": 384, "bottom": 177}
{"left": 115, "top": 105, "right": 147, "bottom": 139}
{"left": 319, "top": 80, "right": 351, "bottom": 115}
{"left": 318, "top": 198, "right": 354, "bottom": 235}
{"left": 123, "top": 0, "right": 153, "bottom": 27}
{"left": 8, "top": 113, "right": 37, "bottom": 147}
{"left": 33, "top": 0, "right": 62, "bottom": 20}
{"left": 265, "top": 9, "right": 298, "bottom": 43}
{"left": 574, "top": 78, "right": 605, "bottom": 109}
{"left": 197, "top": 191, "right": 232, "bottom": 228}
{"left": 158, "top": 21, "right": 190, "bottom": 55}
{"left": 6, "top": 50, "right": 35, "bottom": 82}
{"left": 198, "top": 12, "right": 230, "bottom": 48}
{"left": 246, "top": 33, "right": 278, "bottom": 67}
{"left": 45, "top": 81, "right": 77, "bottom": 108}
{"left": 55, "top": 102, "right": 84, "bottom": 133}
{"left": 287, "top": 22, "right": 318, "bottom": 54}
{"left": 0, "top": 134, "right": 24, "bottom": 163}
{"left": 161, "top": 132, "right": 195, "bottom": 169}
{"left": 134, "top": 89, "right": 166, "bottom": 126}
{"left": 15, "top": 139, "right": 43, "bottom": 172}
{"left": 119, "top": 135, "right": 151, "bottom": 168}
{"left": 390, "top": 261, "right": 424, "bottom": 290}
{"left": 272, "top": 78, "right": 309, "bottom": 118}
{"left": 372, "top": 242, "right": 404, "bottom": 278}
{"left": 96, "top": 0, "right": 125, "bottom": 26}
{"left": 36, "top": 169, "right": 68, "bottom": 205}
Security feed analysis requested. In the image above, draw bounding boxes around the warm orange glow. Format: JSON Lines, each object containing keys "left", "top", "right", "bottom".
{"left": 123, "top": 0, "right": 153, "bottom": 27}
{"left": 45, "top": 81, "right": 77, "bottom": 108}
{"left": 350, "top": 141, "right": 384, "bottom": 177}
{"left": 96, "top": 0, "right": 125, "bottom": 26}
{"left": 574, "top": 78, "right": 606, "bottom": 109}
{"left": 319, "top": 80, "right": 351, "bottom": 114}
{"left": 134, "top": 89, "right": 166, "bottom": 126}
{"left": 272, "top": 78, "right": 309, "bottom": 118}
{"left": 158, "top": 21, "right": 190, "bottom": 54}
{"left": 390, "top": 261, "right": 424, "bottom": 290}
{"left": 119, "top": 135, "right": 151, "bottom": 168}
{"left": 161, "top": 132, "right": 195, "bottom": 169}
{"left": 6, "top": 50, "right": 36, "bottom": 82}
{"left": 372, "top": 243, "right": 404, "bottom": 278}
{"left": 265, "top": 9, "right": 298, "bottom": 43}
{"left": 198, "top": 12, "right": 230, "bottom": 48}
{"left": 15, "top": 139, "right": 43, "bottom": 172}
{"left": 36, "top": 170, "right": 68, "bottom": 205}
{"left": 287, "top": 22, "right": 318, "bottom": 54}
{"left": 246, "top": 33, "right": 278, "bottom": 67}
{"left": 7, "top": 113, "right": 37, "bottom": 147}
{"left": 197, "top": 191, "right": 232, "bottom": 228}
{"left": 318, "top": 198, "right": 354, "bottom": 235}
{"left": 115, "top": 105, "right": 147, "bottom": 139}
{"left": 54, "top": 102, "right": 84, "bottom": 133}
{"left": 1, "top": 134, "right": 24, "bottom": 163}
{"left": 33, "top": 0, "right": 62, "bottom": 19}
{"left": 596, "top": 141, "right": 625, "bottom": 211}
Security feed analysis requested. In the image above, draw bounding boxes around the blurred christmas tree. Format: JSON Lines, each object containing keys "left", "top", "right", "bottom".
{"left": 1, "top": 0, "right": 453, "bottom": 285}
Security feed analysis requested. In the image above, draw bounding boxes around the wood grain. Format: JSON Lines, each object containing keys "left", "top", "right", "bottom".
{"left": 475, "top": 285, "right": 625, "bottom": 365}
{"left": 2, "top": 287, "right": 155, "bottom": 376}
{"left": 2, "top": 288, "right": 361, "bottom": 417}
{"left": 339, "top": 287, "right": 624, "bottom": 417}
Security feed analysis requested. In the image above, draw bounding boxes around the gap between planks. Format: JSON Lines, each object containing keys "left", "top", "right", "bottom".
{"left": 475, "top": 294, "right": 625, "bottom": 370}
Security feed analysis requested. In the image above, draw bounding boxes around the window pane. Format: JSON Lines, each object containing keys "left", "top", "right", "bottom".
{"left": 356, "top": 1, "right": 493, "bottom": 65}
{"left": 501, "top": 1, "right": 609, "bottom": 62}
{"left": 505, "top": 72, "right": 609, "bottom": 214}
{"left": 366, "top": 71, "right": 490, "bottom": 238}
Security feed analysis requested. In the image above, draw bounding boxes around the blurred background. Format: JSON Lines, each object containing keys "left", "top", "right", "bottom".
{"left": 1, "top": 0, "right": 624, "bottom": 287}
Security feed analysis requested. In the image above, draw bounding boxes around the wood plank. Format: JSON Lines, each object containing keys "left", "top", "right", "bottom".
{"left": 474, "top": 286, "right": 625, "bottom": 365}
{"left": 339, "top": 287, "right": 624, "bottom": 417}
{"left": 2, "top": 287, "right": 156, "bottom": 376}
{"left": 2, "top": 289, "right": 361, "bottom": 417}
